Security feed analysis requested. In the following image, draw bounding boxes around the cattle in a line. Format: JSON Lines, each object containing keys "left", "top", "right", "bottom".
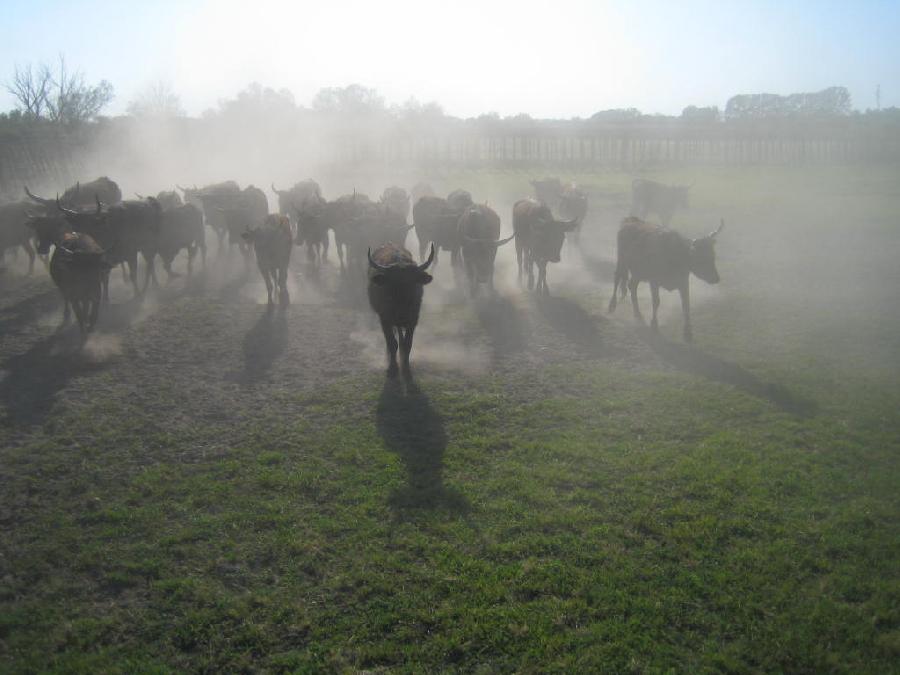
{"left": 25, "top": 176, "right": 122, "bottom": 213}
{"left": 530, "top": 176, "right": 563, "bottom": 208}
{"left": 559, "top": 184, "right": 588, "bottom": 245}
{"left": 608, "top": 216, "right": 724, "bottom": 342}
{"left": 512, "top": 199, "right": 579, "bottom": 295}
{"left": 631, "top": 178, "right": 690, "bottom": 226}
{"left": 367, "top": 242, "right": 435, "bottom": 378}
{"left": 242, "top": 214, "right": 293, "bottom": 305}
{"left": 0, "top": 200, "right": 38, "bottom": 273}
{"left": 457, "top": 204, "right": 515, "bottom": 297}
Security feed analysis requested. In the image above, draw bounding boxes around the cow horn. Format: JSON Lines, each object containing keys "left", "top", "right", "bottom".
{"left": 494, "top": 233, "right": 516, "bottom": 247}
{"left": 418, "top": 243, "right": 436, "bottom": 271}
{"left": 24, "top": 186, "right": 54, "bottom": 206}
{"left": 57, "top": 196, "right": 78, "bottom": 216}
{"left": 135, "top": 192, "right": 144, "bottom": 199}
{"left": 176, "top": 184, "right": 186, "bottom": 193}
{"left": 710, "top": 219, "right": 724, "bottom": 238}
{"left": 368, "top": 247, "right": 391, "bottom": 270}
{"left": 272, "top": 182, "right": 284, "bottom": 195}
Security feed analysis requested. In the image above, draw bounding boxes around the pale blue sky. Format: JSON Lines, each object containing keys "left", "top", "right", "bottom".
{"left": 1, "top": 0, "right": 898, "bottom": 118}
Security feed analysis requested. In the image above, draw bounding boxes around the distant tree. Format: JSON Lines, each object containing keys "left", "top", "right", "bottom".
{"left": 590, "top": 108, "right": 642, "bottom": 123}
{"left": 42, "top": 55, "right": 114, "bottom": 125}
{"left": 681, "top": 105, "right": 720, "bottom": 124}
{"left": 4, "top": 63, "right": 53, "bottom": 118}
{"left": 127, "top": 80, "right": 185, "bottom": 118}
{"left": 312, "top": 84, "right": 385, "bottom": 115}
{"left": 725, "top": 87, "right": 852, "bottom": 120}
{"left": 211, "top": 82, "right": 298, "bottom": 121}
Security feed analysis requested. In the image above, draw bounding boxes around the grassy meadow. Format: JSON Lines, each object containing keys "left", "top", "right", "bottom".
{"left": 1, "top": 163, "right": 899, "bottom": 673}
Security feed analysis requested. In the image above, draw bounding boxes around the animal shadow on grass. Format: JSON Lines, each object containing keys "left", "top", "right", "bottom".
{"left": 376, "top": 378, "right": 469, "bottom": 517}
{"left": 234, "top": 306, "right": 288, "bottom": 386}
{"left": 639, "top": 328, "right": 818, "bottom": 417}
{"left": 535, "top": 295, "right": 619, "bottom": 358}
{"left": 0, "top": 329, "right": 110, "bottom": 428}
{"left": 475, "top": 294, "right": 528, "bottom": 359}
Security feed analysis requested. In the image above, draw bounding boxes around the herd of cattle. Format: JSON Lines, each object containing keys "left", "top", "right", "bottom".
{"left": 0, "top": 174, "right": 723, "bottom": 376}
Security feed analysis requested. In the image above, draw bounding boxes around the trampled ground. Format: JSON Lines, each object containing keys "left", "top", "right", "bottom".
{"left": 1, "top": 166, "right": 899, "bottom": 672}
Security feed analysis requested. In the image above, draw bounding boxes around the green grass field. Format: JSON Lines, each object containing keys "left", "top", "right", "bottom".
{"left": 1, "top": 164, "right": 899, "bottom": 673}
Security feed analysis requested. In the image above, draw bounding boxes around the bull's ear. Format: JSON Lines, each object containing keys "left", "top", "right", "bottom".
{"left": 417, "top": 271, "right": 433, "bottom": 285}
{"left": 370, "top": 273, "right": 388, "bottom": 286}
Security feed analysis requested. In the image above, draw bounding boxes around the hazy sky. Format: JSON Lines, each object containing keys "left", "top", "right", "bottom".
{"left": 2, "top": 0, "right": 898, "bottom": 118}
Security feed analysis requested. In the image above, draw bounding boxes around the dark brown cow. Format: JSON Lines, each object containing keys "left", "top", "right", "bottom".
{"left": 530, "top": 176, "right": 562, "bottom": 207}
{"left": 608, "top": 216, "right": 724, "bottom": 342}
{"left": 294, "top": 205, "right": 330, "bottom": 265}
{"left": 631, "top": 179, "right": 690, "bottom": 226}
{"left": 367, "top": 242, "right": 435, "bottom": 378}
{"left": 178, "top": 181, "right": 241, "bottom": 249}
{"left": 157, "top": 203, "right": 205, "bottom": 279}
{"left": 243, "top": 214, "right": 293, "bottom": 305}
{"left": 457, "top": 204, "right": 514, "bottom": 297}
{"left": 380, "top": 186, "right": 411, "bottom": 222}
{"left": 412, "top": 195, "right": 458, "bottom": 266}
{"left": 327, "top": 192, "right": 372, "bottom": 272}
{"left": 559, "top": 184, "right": 588, "bottom": 245}
{"left": 272, "top": 180, "right": 323, "bottom": 222}
{"left": 218, "top": 186, "right": 269, "bottom": 263}
{"left": 512, "top": 199, "right": 578, "bottom": 295}
{"left": 25, "top": 222, "right": 111, "bottom": 333}
{"left": 57, "top": 197, "right": 161, "bottom": 299}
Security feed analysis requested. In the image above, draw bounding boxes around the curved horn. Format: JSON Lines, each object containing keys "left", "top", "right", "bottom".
{"left": 57, "top": 195, "right": 78, "bottom": 216}
{"left": 271, "top": 182, "right": 285, "bottom": 195}
{"left": 134, "top": 192, "right": 144, "bottom": 200}
{"left": 368, "top": 247, "right": 391, "bottom": 270}
{"left": 418, "top": 243, "right": 436, "bottom": 271}
{"left": 710, "top": 219, "right": 724, "bottom": 238}
{"left": 494, "top": 233, "right": 516, "bottom": 247}
{"left": 176, "top": 184, "right": 187, "bottom": 193}
{"left": 24, "top": 186, "right": 54, "bottom": 206}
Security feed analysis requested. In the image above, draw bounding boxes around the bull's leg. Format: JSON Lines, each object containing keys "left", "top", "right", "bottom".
{"left": 337, "top": 241, "right": 346, "bottom": 273}
{"left": 650, "top": 282, "right": 661, "bottom": 331}
{"left": 120, "top": 263, "right": 129, "bottom": 283}
{"left": 87, "top": 284, "right": 101, "bottom": 331}
{"left": 187, "top": 246, "right": 196, "bottom": 278}
{"left": 101, "top": 270, "right": 110, "bottom": 305}
{"left": 278, "top": 266, "right": 290, "bottom": 305}
{"left": 22, "top": 239, "right": 36, "bottom": 275}
{"left": 628, "top": 277, "right": 644, "bottom": 323}
{"left": 127, "top": 257, "right": 141, "bottom": 299}
{"left": 679, "top": 283, "right": 692, "bottom": 342}
{"left": 538, "top": 262, "right": 550, "bottom": 296}
{"left": 526, "top": 251, "right": 535, "bottom": 291}
{"left": 61, "top": 295, "right": 71, "bottom": 324}
{"left": 71, "top": 298, "right": 86, "bottom": 334}
{"left": 608, "top": 267, "right": 622, "bottom": 313}
{"left": 380, "top": 317, "right": 399, "bottom": 377}
{"left": 261, "top": 267, "right": 274, "bottom": 304}
{"left": 400, "top": 325, "right": 415, "bottom": 378}
{"left": 515, "top": 240, "right": 523, "bottom": 286}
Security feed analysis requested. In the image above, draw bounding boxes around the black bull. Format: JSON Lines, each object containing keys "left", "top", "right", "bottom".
{"left": 608, "top": 216, "right": 724, "bottom": 342}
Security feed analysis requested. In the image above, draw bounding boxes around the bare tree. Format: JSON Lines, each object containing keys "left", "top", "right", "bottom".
{"left": 4, "top": 55, "right": 113, "bottom": 124}
{"left": 4, "top": 63, "right": 53, "bottom": 118}
{"left": 127, "top": 80, "right": 185, "bottom": 118}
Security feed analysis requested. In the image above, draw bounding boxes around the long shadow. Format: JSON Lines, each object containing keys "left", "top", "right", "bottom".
{"left": 639, "top": 328, "right": 818, "bottom": 417}
{"left": 376, "top": 378, "right": 469, "bottom": 517}
{"left": 535, "top": 295, "right": 620, "bottom": 358}
{"left": 0, "top": 329, "right": 111, "bottom": 429}
{"left": 233, "top": 306, "right": 288, "bottom": 386}
{"left": 475, "top": 294, "right": 528, "bottom": 358}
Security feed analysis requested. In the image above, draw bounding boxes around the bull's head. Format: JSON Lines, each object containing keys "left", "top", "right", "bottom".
{"left": 690, "top": 219, "right": 724, "bottom": 284}
{"left": 368, "top": 243, "right": 435, "bottom": 286}
{"left": 25, "top": 213, "right": 69, "bottom": 255}
{"left": 24, "top": 185, "right": 55, "bottom": 208}
{"left": 535, "top": 217, "right": 578, "bottom": 263}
